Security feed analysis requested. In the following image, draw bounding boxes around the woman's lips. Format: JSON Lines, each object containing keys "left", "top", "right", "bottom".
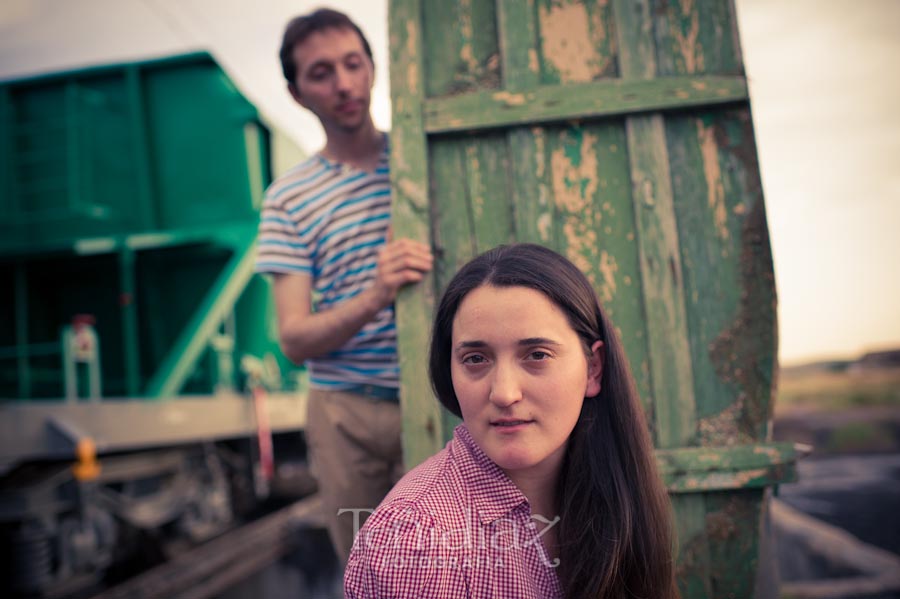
{"left": 490, "top": 419, "right": 534, "bottom": 432}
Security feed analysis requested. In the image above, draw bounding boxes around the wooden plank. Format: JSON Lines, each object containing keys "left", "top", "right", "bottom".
{"left": 651, "top": 0, "right": 743, "bottom": 77}
{"left": 466, "top": 0, "right": 501, "bottom": 88}
{"left": 662, "top": 464, "right": 796, "bottom": 494}
{"left": 626, "top": 115, "right": 698, "bottom": 448}
{"left": 464, "top": 134, "right": 515, "bottom": 253}
{"left": 420, "top": 0, "right": 461, "bottom": 97}
{"left": 430, "top": 137, "right": 477, "bottom": 282}
{"left": 421, "top": 0, "right": 500, "bottom": 97}
{"left": 545, "top": 122, "right": 653, "bottom": 406}
{"left": 428, "top": 136, "right": 472, "bottom": 443}
{"left": 427, "top": 134, "right": 513, "bottom": 442}
{"left": 704, "top": 491, "right": 766, "bottom": 598}
{"left": 655, "top": 441, "right": 797, "bottom": 473}
{"left": 613, "top": 2, "right": 711, "bottom": 596}
{"left": 672, "top": 493, "right": 715, "bottom": 598}
{"left": 656, "top": 441, "right": 797, "bottom": 492}
{"left": 663, "top": 464, "right": 794, "bottom": 493}
{"left": 666, "top": 110, "right": 767, "bottom": 429}
{"left": 613, "top": 0, "right": 655, "bottom": 80}
{"left": 423, "top": 75, "right": 748, "bottom": 133}
{"left": 389, "top": 0, "right": 444, "bottom": 468}
{"left": 613, "top": 0, "right": 697, "bottom": 449}
{"left": 709, "top": 110, "right": 776, "bottom": 441}
{"left": 536, "top": 0, "right": 618, "bottom": 84}
{"left": 497, "top": 0, "right": 549, "bottom": 247}
{"left": 429, "top": 133, "right": 514, "bottom": 287}
{"left": 654, "top": 0, "right": 775, "bottom": 439}
{"left": 654, "top": 13, "right": 749, "bottom": 402}
{"left": 649, "top": 2, "right": 773, "bottom": 594}
{"left": 508, "top": 126, "right": 555, "bottom": 246}
{"left": 438, "top": 132, "right": 516, "bottom": 441}
{"left": 496, "top": 0, "right": 540, "bottom": 90}
{"left": 652, "top": 0, "right": 748, "bottom": 420}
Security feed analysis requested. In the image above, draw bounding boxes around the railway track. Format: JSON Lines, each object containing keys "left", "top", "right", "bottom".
{"left": 89, "top": 496, "right": 324, "bottom": 599}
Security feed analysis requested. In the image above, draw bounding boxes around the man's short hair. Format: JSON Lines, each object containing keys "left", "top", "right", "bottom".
{"left": 279, "top": 8, "right": 374, "bottom": 87}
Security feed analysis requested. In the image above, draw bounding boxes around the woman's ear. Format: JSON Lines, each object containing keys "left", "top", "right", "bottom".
{"left": 586, "top": 340, "right": 604, "bottom": 397}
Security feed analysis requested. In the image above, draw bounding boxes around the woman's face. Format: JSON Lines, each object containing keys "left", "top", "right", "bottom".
{"left": 450, "top": 284, "right": 603, "bottom": 483}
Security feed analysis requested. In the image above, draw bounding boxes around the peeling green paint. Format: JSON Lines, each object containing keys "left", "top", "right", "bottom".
{"left": 391, "top": 0, "right": 780, "bottom": 596}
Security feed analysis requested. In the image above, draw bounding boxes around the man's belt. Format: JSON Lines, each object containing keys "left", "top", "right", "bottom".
{"left": 341, "top": 383, "right": 400, "bottom": 402}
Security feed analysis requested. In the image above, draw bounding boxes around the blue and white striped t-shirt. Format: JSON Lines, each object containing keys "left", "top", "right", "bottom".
{"left": 255, "top": 144, "right": 398, "bottom": 390}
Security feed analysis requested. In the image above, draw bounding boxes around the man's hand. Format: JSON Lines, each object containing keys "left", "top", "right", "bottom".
{"left": 273, "top": 238, "right": 432, "bottom": 364}
{"left": 369, "top": 238, "right": 433, "bottom": 310}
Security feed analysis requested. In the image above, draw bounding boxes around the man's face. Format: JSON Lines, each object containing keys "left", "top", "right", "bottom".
{"left": 289, "top": 27, "right": 374, "bottom": 133}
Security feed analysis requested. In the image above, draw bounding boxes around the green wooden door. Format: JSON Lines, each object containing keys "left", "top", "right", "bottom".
{"left": 389, "top": 1, "right": 797, "bottom": 596}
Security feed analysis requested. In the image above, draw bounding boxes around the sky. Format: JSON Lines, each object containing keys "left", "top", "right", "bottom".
{"left": 1, "top": 0, "right": 898, "bottom": 366}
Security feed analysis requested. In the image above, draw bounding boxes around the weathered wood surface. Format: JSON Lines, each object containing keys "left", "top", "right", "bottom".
{"left": 388, "top": 0, "right": 443, "bottom": 466}
{"left": 657, "top": 441, "right": 797, "bottom": 492}
{"left": 424, "top": 76, "right": 748, "bottom": 133}
{"left": 390, "top": 0, "right": 779, "bottom": 596}
{"left": 612, "top": 0, "right": 711, "bottom": 592}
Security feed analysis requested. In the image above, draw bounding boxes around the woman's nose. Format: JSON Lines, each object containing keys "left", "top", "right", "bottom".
{"left": 489, "top": 364, "right": 523, "bottom": 407}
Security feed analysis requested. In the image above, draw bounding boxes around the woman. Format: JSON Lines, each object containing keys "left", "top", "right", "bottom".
{"left": 344, "top": 243, "right": 678, "bottom": 599}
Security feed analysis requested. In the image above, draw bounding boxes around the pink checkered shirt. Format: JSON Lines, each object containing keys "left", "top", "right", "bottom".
{"left": 344, "top": 425, "right": 563, "bottom": 598}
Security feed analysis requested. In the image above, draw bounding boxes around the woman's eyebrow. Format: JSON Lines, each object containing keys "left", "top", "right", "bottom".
{"left": 454, "top": 338, "right": 562, "bottom": 351}
{"left": 518, "top": 337, "right": 561, "bottom": 347}
{"left": 455, "top": 340, "right": 487, "bottom": 350}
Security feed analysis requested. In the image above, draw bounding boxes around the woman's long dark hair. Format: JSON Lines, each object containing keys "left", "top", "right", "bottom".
{"left": 429, "top": 243, "right": 678, "bottom": 599}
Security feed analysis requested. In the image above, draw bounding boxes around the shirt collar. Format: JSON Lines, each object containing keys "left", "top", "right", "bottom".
{"left": 452, "top": 424, "right": 529, "bottom": 525}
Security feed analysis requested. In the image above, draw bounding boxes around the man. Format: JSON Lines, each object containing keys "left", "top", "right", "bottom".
{"left": 255, "top": 8, "right": 433, "bottom": 564}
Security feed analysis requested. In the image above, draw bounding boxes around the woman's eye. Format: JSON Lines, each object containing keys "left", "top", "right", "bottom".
{"left": 462, "top": 354, "right": 487, "bottom": 365}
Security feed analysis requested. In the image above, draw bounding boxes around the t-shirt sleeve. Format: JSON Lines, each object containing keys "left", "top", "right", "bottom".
{"left": 255, "top": 192, "right": 312, "bottom": 275}
{"left": 344, "top": 502, "right": 467, "bottom": 598}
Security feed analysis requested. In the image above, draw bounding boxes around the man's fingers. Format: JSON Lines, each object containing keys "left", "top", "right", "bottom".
{"left": 374, "top": 237, "right": 433, "bottom": 299}
{"left": 382, "top": 256, "right": 433, "bottom": 276}
{"left": 379, "top": 245, "right": 433, "bottom": 272}
{"left": 397, "top": 270, "right": 425, "bottom": 284}
{"left": 382, "top": 237, "right": 431, "bottom": 255}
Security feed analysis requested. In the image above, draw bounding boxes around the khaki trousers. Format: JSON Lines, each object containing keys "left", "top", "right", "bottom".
{"left": 305, "top": 388, "right": 404, "bottom": 564}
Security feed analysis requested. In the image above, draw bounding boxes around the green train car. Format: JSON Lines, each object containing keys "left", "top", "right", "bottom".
{"left": 0, "top": 53, "right": 309, "bottom": 596}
